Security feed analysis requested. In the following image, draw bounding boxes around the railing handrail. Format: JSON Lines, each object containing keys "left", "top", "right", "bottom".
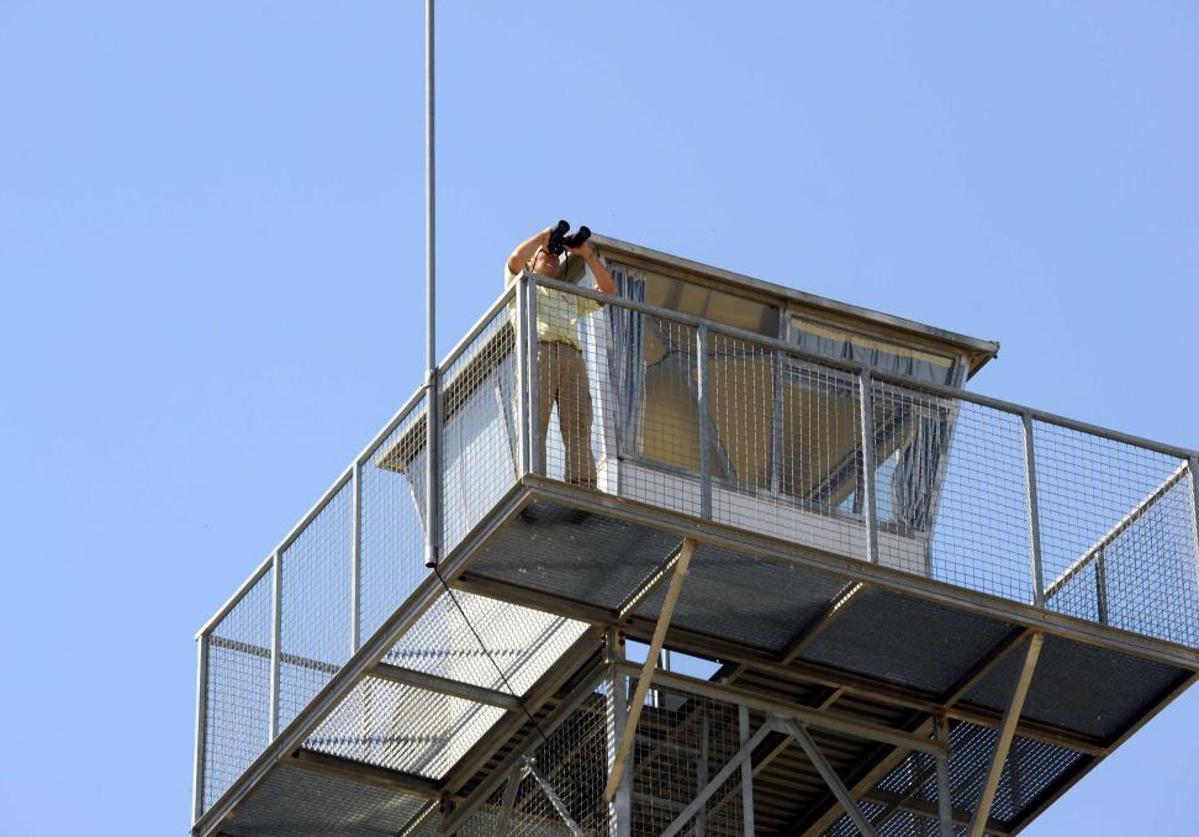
{"left": 533, "top": 273, "right": 1199, "bottom": 461}
{"left": 198, "top": 273, "right": 1197, "bottom": 639}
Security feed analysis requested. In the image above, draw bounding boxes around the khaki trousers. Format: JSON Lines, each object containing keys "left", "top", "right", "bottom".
{"left": 536, "top": 341, "right": 597, "bottom": 488}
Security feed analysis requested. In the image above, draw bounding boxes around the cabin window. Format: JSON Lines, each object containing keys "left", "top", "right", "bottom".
{"left": 789, "top": 316, "right": 962, "bottom": 386}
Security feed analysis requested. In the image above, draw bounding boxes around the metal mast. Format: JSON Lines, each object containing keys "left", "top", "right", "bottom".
{"left": 423, "top": 0, "right": 440, "bottom": 569}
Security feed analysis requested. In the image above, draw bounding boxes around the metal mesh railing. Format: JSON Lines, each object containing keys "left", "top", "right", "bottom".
{"left": 526, "top": 271, "right": 1199, "bottom": 653}
{"left": 203, "top": 565, "right": 273, "bottom": 812}
{"left": 193, "top": 291, "right": 523, "bottom": 820}
{"left": 194, "top": 269, "right": 1198, "bottom": 827}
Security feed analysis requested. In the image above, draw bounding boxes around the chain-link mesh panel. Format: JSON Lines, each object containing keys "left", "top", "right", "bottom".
{"left": 712, "top": 333, "right": 865, "bottom": 559}
{"left": 361, "top": 395, "right": 428, "bottom": 646}
{"left": 873, "top": 381, "right": 1033, "bottom": 602}
{"left": 629, "top": 681, "right": 746, "bottom": 837}
{"left": 278, "top": 480, "right": 353, "bottom": 730}
{"left": 204, "top": 566, "right": 273, "bottom": 811}
{"left": 384, "top": 590, "right": 588, "bottom": 695}
{"left": 1035, "top": 422, "right": 1199, "bottom": 647}
{"left": 304, "top": 674, "right": 507, "bottom": 779}
{"left": 442, "top": 303, "right": 521, "bottom": 554}
{"left": 455, "top": 687, "right": 612, "bottom": 836}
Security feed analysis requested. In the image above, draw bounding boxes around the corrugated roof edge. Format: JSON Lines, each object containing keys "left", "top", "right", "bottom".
{"left": 592, "top": 233, "right": 1001, "bottom": 380}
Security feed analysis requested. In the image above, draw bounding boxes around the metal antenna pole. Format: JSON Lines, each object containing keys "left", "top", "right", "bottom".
{"left": 423, "top": 0, "right": 440, "bottom": 569}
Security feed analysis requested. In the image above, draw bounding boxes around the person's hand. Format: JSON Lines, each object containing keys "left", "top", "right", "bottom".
{"left": 566, "top": 241, "right": 596, "bottom": 261}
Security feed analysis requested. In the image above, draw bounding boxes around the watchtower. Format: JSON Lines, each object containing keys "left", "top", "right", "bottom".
{"left": 192, "top": 236, "right": 1199, "bottom": 836}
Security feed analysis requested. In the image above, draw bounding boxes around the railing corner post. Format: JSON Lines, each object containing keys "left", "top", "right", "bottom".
{"left": 192, "top": 631, "right": 211, "bottom": 822}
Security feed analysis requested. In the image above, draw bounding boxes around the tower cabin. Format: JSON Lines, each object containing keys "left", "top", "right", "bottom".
{"left": 193, "top": 236, "right": 1199, "bottom": 837}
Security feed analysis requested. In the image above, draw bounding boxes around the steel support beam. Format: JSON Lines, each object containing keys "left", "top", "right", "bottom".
{"left": 622, "top": 663, "right": 945, "bottom": 756}
{"left": 604, "top": 538, "right": 695, "bottom": 802}
{"left": 605, "top": 631, "right": 632, "bottom": 837}
{"left": 661, "top": 718, "right": 777, "bottom": 837}
{"left": 935, "top": 715, "right": 953, "bottom": 837}
{"left": 782, "top": 718, "right": 879, "bottom": 837}
{"left": 493, "top": 763, "right": 522, "bottom": 837}
{"left": 288, "top": 749, "right": 440, "bottom": 797}
{"left": 738, "top": 704, "right": 755, "bottom": 837}
{"left": 371, "top": 662, "right": 522, "bottom": 710}
{"left": 967, "top": 633, "right": 1044, "bottom": 837}
{"left": 780, "top": 582, "right": 865, "bottom": 665}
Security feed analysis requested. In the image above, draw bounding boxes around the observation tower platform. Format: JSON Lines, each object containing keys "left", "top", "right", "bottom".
{"left": 192, "top": 236, "right": 1199, "bottom": 837}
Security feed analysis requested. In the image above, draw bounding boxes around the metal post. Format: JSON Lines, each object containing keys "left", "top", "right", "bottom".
{"left": 661, "top": 719, "right": 777, "bottom": 837}
{"left": 769, "top": 350, "right": 784, "bottom": 496}
{"left": 1022, "top": 412, "right": 1046, "bottom": 606}
{"left": 605, "top": 540, "right": 695, "bottom": 803}
{"left": 515, "top": 276, "right": 530, "bottom": 476}
{"left": 1190, "top": 457, "right": 1199, "bottom": 572}
{"left": 697, "top": 324, "right": 712, "bottom": 519}
{"left": 350, "top": 460, "right": 362, "bottom": 653}
{"left": 526, "top": 275, "right": 541, "bottom": 476}
{"left": 935, "top": 715, "right": 953, "bottom": 837}
{"left": 422, "top": 0, "right": 440, "bottom": 570}
{"left": 738, "top": 704, "right": 755, "bottom": 837}
{"left": 1095, "top": 547, "right": 1109, "bottom": 625}
{"left": 859, "top": 369, "right": 880, "bottom": 564}
{"left": 605, "top": 630, "right": 632, "bottom": 837}
{"left": 967, "top": 633, "right": 1043, "bottom": 837}
{"left": 494, "top": 763, "right": 522, "bottom": 837}
{"left": 192, "top": 633, "right": 210, "bottom": 821}
{"left": 696, "top": 706, "right": 708, "bottom": 837}
{"left": 268, "top": 550, "right": 282, "bottom": 739}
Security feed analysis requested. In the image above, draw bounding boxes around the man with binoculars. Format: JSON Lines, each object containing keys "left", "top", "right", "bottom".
{"left": 505, "top": 222, "right": 617, "bottom": 490}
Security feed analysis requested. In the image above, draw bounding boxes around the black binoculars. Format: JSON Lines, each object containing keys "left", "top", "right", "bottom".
{"left": 547, "top": 219, "right": 591, "bottom": 256}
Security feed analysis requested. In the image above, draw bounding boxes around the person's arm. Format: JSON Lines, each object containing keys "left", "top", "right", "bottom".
{"left": 506, "top": 227, "right": 554, "bottom": 278}
{"left": 568, "top": 242, "right": 618, "bottom": 296}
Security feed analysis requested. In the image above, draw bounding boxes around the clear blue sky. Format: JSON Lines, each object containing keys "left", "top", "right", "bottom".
{"left": 2, "top": 2, "right": 1196, "bottom": 834}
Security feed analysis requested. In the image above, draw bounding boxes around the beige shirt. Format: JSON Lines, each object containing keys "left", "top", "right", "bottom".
{"left": 504, "top": 267, "right": 603, "bottom": 350}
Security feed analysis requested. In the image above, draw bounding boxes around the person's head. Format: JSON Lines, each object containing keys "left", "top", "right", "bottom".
{"left": 528, "top": 246, "right": 564, "bottom": 279}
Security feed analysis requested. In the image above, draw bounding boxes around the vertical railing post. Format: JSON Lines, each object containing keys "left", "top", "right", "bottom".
{"left": 696, "top": 324, "right": 712, "bottom": 519}
{"left": 696, "top": 705, "right": 708, "bottom": 837}
{"left": 1190, "top": 456, "right": 1199, "bottom": 577}
{"left": 738, "top": 703, "right": 755, "bottom": 837}
{"left": 192, "top": 632, "right": 210, "bottom": 822}
{"left": 350, "top": 460, "right": 362, "bottom": 654}
{"left": 527, "top": 274, "right": 541, "bottom": 477}
{"left": 1021, "top": 412, "right": 1046, "bottom": 607}
{"left": 268, "top": 550, "right": 282, "bottom": 739}
{"left": 859, "top": 369, "right": 880, "bottom": 564}
{"left": 769, "top": 350, "right": 784, "bottom": 497}
{"left": 515, "top": 277, "right": 530, "bottom": 477}
{"left": 1095, "top": 547, "right": 1109, "bottom": 625}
